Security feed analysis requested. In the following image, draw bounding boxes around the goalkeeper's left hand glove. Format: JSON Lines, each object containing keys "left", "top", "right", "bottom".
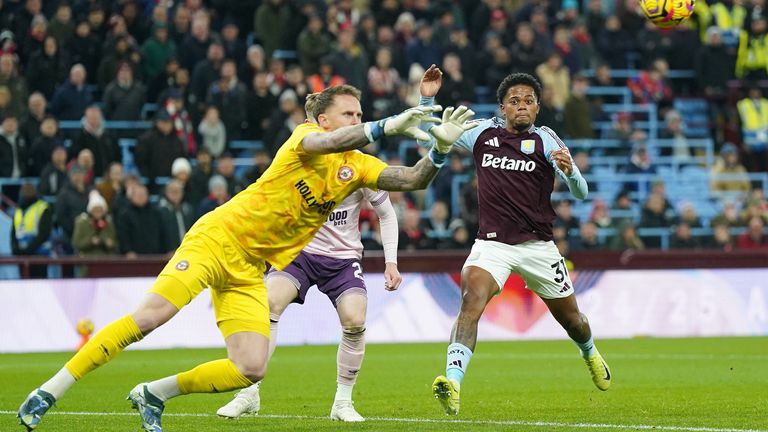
{"left": 428, "top": 105, "right": 478, "bottom": 154}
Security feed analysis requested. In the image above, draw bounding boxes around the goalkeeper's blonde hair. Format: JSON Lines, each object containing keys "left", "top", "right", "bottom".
{"left": 305, "top": 85, "right": 362, "bottom": 123}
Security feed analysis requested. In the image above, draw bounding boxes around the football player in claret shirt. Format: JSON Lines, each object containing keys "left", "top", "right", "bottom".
{"left": 419, "top": 72, "right": 612, "bottom": 416}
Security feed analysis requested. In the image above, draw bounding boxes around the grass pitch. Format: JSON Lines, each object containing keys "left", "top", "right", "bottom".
{"left": 1, "top": 337, "right": 766, "bottom": 431}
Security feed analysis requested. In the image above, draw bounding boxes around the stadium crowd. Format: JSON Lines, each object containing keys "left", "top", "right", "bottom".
{"left": 1, "top": 0, "right": 768, "bottom": 265}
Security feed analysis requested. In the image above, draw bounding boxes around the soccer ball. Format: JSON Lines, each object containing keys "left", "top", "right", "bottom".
{"left": 639, "top": 0, "right": 695, "bottom": 28}
{"left": 76, "top": 318, "right": 94, "bottom": 336}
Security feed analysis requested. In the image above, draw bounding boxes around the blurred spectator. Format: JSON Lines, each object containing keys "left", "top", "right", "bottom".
{"left": 38, "top": 146, "right": 68, "bottom": 196}
{"left": 564, "top": 74, "right": 594, "bottom": 139}
{"left": 191, "top": 41, "right": 225, "bottom": 114}
{"left": 97, "top": 35, "right": 140, "bottom": 92}
{"left": 484, "top": 45, "right": 512, "bottom": 92}
{"left": 267, "top": 57, "right": 287, "bottom": 96}
{"left": 283, "top": 63, "right": 309, "bottom": 109}
{"left": 197, "top": 174, "right": 230, "bottom": 217}
{"left": 163, "top": 89, "right": 197, "bottom": 156}
{"left": 399, "top": 207, "right": 428, "bottom": 250}
{"left": 254, "top": 0, "right": 291, "bottom": 59}
{"left": 49, "top": 64, "right": 92, "bottom": 121}
{"left": 171, "top": 157, "right": 192, "bottom": 187}
{"left": 11, "top": 183, "right": 52, "bottom": 277}
{"left": 660, "top": 110, "right": 692, "bottom": 161}
{"left": 116, "top": 183, "right": 167, "bottom": 256}
{"left": 572, "top": 221, "right": 604, "bottom": 251}
{"left": 0, "top": 114, "right": 28, "bottom": 178}
{"left": 570, "top": 19, "right": 599, "bottom": 71}
{"left": 55, "top": 164, "right": 92, "bottom": 245}
{"left": 707, "top": 222, "right": 735, "bottom": 251}
{"left": 627, "top": 58, "right": 674, "bottom": 112}
{"left": 740, "top": 196, "right": 768, "bottom": 225}
{"left": 509, "top": 23, "right": 546, "bottom": 77}
{"left": 207, "top": 59, "right": 247, "bottom": 140}
{"left": 596, "top": 15, "right": 636, "bottom": 69}
{"left": 121, "top": 1, "right": 149, "bottom": 44}
{"left": 669, "top": 222, "right": 702, "bottom": 249}
{"left": 435, "top": 52, "right": 474, "bottom": 109}
{"left": 186, "top": 148, "right": 213, "bottom": 207}
{"left": 446, "top": 218, "right": 473, "bottom": 249}
{"left": 368, "top": 48, "right": 400, "bottom": 118}
{"left": 70, "top": 106, "right": 118, "bottom": 177}
{"left": 170, "top": 5, "right": 192, "bottom": 48}
{"left": 103, "top": 62, "right": 147, "bottom": 121}
{"left": 238, "top": 149, "right": 272, "bottom": 188}
{"left": 220, "top": 19, "right": 245, "bottom": 62}
{"left": 711, "top": 200, "right": 742, "bottom": 228}
{"left": 327, "top": 28, "right": 368, "bottom": 91}
{"left": 198, "top": 106, "right": 226, "bottom": 158}
{"left": 678, "top": 202, "right": 703, "bottom": 228}
{"left": 19, "top": 92, "right": 46, "bottom": 145}
{"left": 215, "top": 152, "right": 242, "bottom": 197}
{"left": 375, "top": 0, "right": 402, "bottom": 28}
{"left": 27, "top": 116, "right": 62, "bottom": 177}
{"left": 423, "top": 200, "right": 452, "bottom": 248}
{"left": 297, "top": 14, "right": 332, "bottom": 75}
{"left": 736, "top": 85, "right": 768, "bottom": 172}
{"left": 555, "top": 200, "right": 580, "bottom": 234}
{"left": 95, "top": 162, "right": 124, "bottom": 212}
{"left": 135, "top": 110, "right": 185, "bottom": 187}
{"left": 537, "top": 86, "right": 565, "bottom": 131}
{"left": 709, "top": 142, "right": 751, "bottom": 194}
{"left": 68, "top": 20, "right": 101, "bottom": 84}
{"left": 406, "top": 20, "right": 442, "bottom": 71}
{"left": 377, "top": 24, "right": 407, "bottom": 78}
{"left": 149, "top": 58, "right": 181, "bottom": 103}
{"left": 308, "top": 56, "right": 346, "bottom": 94}
{"left": 736, "top": 216, "right": 768, "bottom": 249}
{"left": 48, "top": 3, "right": 74, "bottom": 46}
{"left": 622, "top": 143, "right": 657, "bottom": 192}
{"left": 736, "top": 17, "right": 768, "bottom": 80}
{"left": 86, "top": 6, "right": 108, "bottom": 41}
{"left": 246, "top": 71, "right": 277, "bottom": 141}
{"left": 11, "top": 182, "right": 52, "bottom": 255}
{"left": 140, "top": 23, "right": 177, "bottom": 83}
{"left": 25, "top": 36, "right": 69, "bottom": 100}
{"left": 357, "top": 13, "right": 379, "bottom": 62}
{"left": 0, "top": 53, "right": 28, "bottom": 117}
{"left": 264, "top": 89, "right": 300, "bottom": 154}
{"left": 239, "top": 45, "right": 266, "bottom": 85}
{"left": 536, "top": 53, "right": 570, "bottom": 110}
{"left": 637, "top": 20, "right": 673, "bottom": 69}
{"left": 179, "top": 9, "right": 211, "bottom": 72}
{"left": 69, "top": 149, "right": 95, "bottom": 186}
{"left": 72, "top": 191, "right": 118, "bottom": 256}
{"left": 432, "top": 154, "right": 467, "bottom": 209}
{"left": 609, "top": 221, "right": 645, "bottom": 251}
{"left": 695, "top": 27, "right": 734, "bottom": 143}
{"left": 639, "top": 193, "right": 677, "bottom": 248}
{"left": 589, "top": 199, "right": 612, "bottom": 229}
{"left": 158, "top": 179, "right": 195, "bottom": 251}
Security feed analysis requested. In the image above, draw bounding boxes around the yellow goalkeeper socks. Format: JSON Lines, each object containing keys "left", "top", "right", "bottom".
{"left": 177, "top": 359, "right": 254, "bottom": 394}
{"left": 64, "top": 315, "right": 143, "bottom": 380}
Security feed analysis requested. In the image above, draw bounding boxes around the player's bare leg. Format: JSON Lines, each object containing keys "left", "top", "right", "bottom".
{"left": 434, "top": 266, "right": 498, "bottom": 415}
{"left": 19, "top": 294, "right": 178, "bottom": 431}
{"left": 542, "top": 295, "right": 611, "bottom": 390}
{"left": 217, "top": 275, "right": 298, "bottom": 418}
{"left": 331, "top": 291, "right": 367, "bottom": 422}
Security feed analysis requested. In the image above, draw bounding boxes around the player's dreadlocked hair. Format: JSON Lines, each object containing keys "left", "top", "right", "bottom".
{"left": 305, "top": 85, "right": 362, "bottom": 123}
{"left": 496, "top": 73, "right": 543, "bottom": 105}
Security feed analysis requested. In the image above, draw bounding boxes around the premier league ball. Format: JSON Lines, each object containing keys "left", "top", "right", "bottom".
{"left": 639, "top": 0, "right": 695, "bottom": 28}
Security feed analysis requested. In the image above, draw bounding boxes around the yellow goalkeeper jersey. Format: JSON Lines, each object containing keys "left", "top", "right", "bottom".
{"left": 198, "top": 122, "right": 387, "bottom": 270}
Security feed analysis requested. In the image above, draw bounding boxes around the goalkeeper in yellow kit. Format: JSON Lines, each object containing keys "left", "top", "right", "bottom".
{"left": 17, "top": 75, "right": 477, "bottom": 432}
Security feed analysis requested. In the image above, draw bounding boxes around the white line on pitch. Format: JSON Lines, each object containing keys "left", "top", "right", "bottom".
{"left": 1, "top": 410, "right": 765, "bottom": 432}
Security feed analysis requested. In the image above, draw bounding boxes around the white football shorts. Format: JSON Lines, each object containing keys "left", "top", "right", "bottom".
{"left": 462, "top": 239, "right": 574, "bottom": 299}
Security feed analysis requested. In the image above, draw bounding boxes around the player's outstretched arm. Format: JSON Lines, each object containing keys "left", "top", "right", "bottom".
{"left": 377, "top": 106, "right": 478, "bottom": 191}
{"left": 300, "top": 106, "right": 442, "bottom": 155}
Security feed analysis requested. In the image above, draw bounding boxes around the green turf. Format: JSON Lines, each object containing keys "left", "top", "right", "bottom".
{"left": 2, "top": 337, "right": 767, "bottom": 431}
